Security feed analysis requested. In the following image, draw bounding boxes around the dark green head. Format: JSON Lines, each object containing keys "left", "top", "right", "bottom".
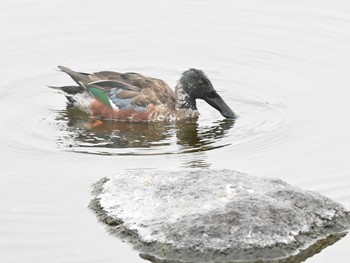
{"left": 176, "top": 69, "right": 236, "bottom": 119}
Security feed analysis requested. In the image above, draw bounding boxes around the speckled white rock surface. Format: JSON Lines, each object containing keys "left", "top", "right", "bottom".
{"left": 90, "top": 169, "right": 350, "bottom": 262}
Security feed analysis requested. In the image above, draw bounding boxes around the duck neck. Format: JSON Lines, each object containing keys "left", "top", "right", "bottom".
{"left": 175, "top": 82, "right": 197, "bottom": 111}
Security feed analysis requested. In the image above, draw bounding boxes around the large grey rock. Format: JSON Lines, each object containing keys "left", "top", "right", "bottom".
{"left": 90, "top": 169, "right": 350, "bottom": 262}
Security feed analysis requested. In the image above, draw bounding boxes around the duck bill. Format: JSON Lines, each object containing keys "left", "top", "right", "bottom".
{"left": 204, "top": 94, "right": 236, "bottom": 119}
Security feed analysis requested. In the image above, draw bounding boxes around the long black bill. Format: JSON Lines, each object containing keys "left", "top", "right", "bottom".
{"left": 204, "top": 93, "right": 237, "bottom": 119}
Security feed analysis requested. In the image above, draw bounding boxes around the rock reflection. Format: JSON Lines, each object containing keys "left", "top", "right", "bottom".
{"left": 55, "top": 108, "right": 235, "bottom": 156}
{"left": 139, "top": 233, "right": 346, "bottom": 263}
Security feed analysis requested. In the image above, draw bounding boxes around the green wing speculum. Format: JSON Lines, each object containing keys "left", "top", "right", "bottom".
{"left": 87, "top": 86, "right": 112, "bottom": 107}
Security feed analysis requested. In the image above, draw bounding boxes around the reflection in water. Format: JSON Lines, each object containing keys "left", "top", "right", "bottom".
{"left": 139, "top": 233, "right": 345, "bottom": 263}
{"left": 55, "top": 108, "right": 235, "bottom": 159}
{"left": 56, "top": 108, "right": 173, "bottom": 151}
{"left": 175, "top": 120, "right": 235, "bottom": 168}
{"left": 176, "top": 120, "right": 234, "bottom": 153}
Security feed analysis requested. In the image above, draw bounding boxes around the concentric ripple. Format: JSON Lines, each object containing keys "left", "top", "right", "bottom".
{"left": 0, "top": 70, "right": 289, "bottom": 159}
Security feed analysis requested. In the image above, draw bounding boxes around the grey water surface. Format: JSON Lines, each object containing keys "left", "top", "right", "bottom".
{"left": 1, "top": 0, "right": 350, "bottom": 262}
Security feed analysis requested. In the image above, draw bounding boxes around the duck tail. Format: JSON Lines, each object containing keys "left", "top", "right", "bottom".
{"left": 48, "top": 85, "right": 84, "bottom": 95}
{"left": 57, "top": 65, "right": 91, "bottom": 87}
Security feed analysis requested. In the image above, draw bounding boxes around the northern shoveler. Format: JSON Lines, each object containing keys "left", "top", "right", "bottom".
{"left": 51, "top": 66, "right": 236, "bottom": 122}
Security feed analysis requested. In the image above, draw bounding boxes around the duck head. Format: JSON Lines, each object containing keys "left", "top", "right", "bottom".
{"left": 175, "top": 69, "right": 236, "bottom": 119}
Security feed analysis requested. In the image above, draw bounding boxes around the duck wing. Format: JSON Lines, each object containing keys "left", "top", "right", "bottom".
{"left": 86, "top": 80, "right": 158, "bottom": 110}
{"left": 90, "top": 71, "right": 176, "bottom": 108}
{"left": 58, "top": 66, "right": 176, "bottom": 110}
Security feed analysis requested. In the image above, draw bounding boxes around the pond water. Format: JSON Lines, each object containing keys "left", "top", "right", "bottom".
{"left": 1, "top": 0, "right": 350, "bottom": 262}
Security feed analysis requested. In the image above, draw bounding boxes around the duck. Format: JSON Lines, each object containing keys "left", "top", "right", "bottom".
{"left": 51, "top": 66, "right": 236, "bottom": 122}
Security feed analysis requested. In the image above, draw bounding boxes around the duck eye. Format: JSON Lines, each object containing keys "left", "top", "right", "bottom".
{"left": 198, "top": 79, "right": 203, "bottom": 84}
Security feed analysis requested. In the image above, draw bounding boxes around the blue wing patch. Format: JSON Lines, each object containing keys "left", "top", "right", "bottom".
{"left": 109, "top": 88, "right": 133, "bottom": 108}
{"left": 109, "top": 88, "right": 147, "bottom": 112}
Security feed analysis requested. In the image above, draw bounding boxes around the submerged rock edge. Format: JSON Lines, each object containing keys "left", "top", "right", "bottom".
{"left": 89, "top": 170, "right": 350, "bottom": 262}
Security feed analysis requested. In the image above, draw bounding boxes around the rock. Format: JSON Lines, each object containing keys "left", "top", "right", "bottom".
{"left": 89, "top": 169, "right": 350, "bottom": 262}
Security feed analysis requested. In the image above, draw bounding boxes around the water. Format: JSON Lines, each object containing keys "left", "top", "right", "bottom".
{"left": 1, "top": 0, "right": 350, "bottom": 262}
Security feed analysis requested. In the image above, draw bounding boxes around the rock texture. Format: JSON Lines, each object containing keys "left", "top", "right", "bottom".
{"left": 90, "top": 169, "right": 350, "bottom": 262}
